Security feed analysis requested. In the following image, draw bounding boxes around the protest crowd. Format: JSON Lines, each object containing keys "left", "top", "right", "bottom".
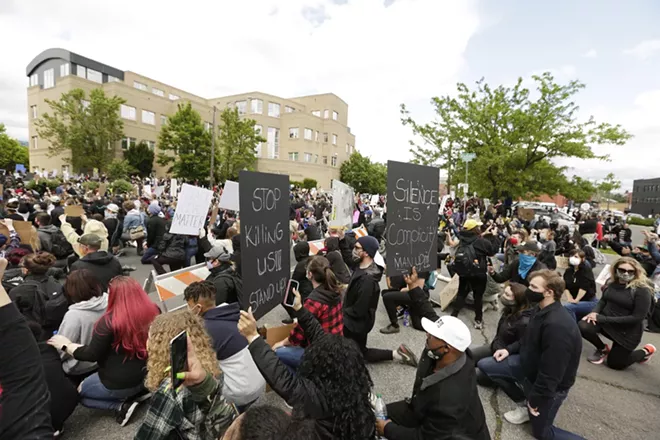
{"left": 1, "top": 167, "right": 660, "bottom": 440}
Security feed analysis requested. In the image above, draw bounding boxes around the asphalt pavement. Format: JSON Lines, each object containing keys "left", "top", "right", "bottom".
{"left": 61, "top": 248, "right": 660, "bottom": 440}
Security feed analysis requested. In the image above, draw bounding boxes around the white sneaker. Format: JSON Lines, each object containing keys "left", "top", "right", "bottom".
{"left": 504, "top": 406, "right": 530, "bottom": 425}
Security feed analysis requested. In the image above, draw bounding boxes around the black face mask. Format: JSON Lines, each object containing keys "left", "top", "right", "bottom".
{"left": 525, "top": 288, "right": 544, "bottom": 303}
{"left": 426, "top": 344, "right": 448, "bottom": 361}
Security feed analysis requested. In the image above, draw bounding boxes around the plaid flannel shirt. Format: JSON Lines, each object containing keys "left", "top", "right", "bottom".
{"left": 289, "top": 298, "right": 343, "bottom": 347}
{"left": 134, "top": 374, "right": 237, "bottom": 440}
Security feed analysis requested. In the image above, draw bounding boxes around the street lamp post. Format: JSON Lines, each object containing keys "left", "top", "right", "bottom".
{"left": 460, "top": 153, "right": 476, "bottom": 221}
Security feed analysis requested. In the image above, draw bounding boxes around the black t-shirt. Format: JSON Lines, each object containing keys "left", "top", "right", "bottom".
{"left": 563, "top": 264, "right": 596, "bottom": 301}
{"left": 388, "top": 275, "right": 406, "bottom": 291}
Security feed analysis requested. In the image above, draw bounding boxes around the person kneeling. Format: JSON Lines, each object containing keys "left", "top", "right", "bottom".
{"left": 380, "top": 268, "right": 439, "bottom": 334}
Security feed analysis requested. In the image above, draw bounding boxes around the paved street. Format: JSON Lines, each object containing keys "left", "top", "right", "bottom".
{"left": 61, "top": 249, "right": 660, "bottom": 440}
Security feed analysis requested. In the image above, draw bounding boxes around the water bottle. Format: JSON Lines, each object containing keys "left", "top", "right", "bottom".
{"left": 374, "top": 394, "right": 388, "bottom": 439}
{"left": 403, "top": 310, "right": 410, "bottom": 327}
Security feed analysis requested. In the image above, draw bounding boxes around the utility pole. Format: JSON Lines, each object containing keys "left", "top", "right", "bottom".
{"left": 460, "top": 153, "right": 476, "bottom": 222}
{"left": 209, "top": 105, "right": 217, "bottom": 188}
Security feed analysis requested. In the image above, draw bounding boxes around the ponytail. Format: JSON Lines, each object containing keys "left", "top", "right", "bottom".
{"left": 324, "top": 266, "right": 341, "bottom": 294}
{"left": 307, "top": 255, "right": 341, "bottom": 295}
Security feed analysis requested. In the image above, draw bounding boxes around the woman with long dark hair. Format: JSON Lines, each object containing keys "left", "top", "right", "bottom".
{"left": 272, "top": 256, "right": 344, "bottom": 371}
{"left": 239, "top": 289, "right": 375, "bottom": 440}
{"left": 48, "top": 276, "right": 160, "bottom": 426}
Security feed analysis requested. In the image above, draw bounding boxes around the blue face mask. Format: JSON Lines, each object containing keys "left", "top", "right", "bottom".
{"left": 518, "top": 254, "right": 536, "bottom": 279}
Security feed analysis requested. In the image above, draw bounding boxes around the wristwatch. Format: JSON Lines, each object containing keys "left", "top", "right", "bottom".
{"left": 61, "top": 345, "right": 68, "bottom": 353}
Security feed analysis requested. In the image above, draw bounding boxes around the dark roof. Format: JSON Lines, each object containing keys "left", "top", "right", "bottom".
{"left": 26, "top": 48, "right": 124, "bottom": 79}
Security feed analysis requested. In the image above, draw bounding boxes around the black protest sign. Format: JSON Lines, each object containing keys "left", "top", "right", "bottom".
{"left": 385, "top": 161, "right": 439, "bottom": 276}
{"left": 239, "top": 171, "right": 291, "bottom": 319}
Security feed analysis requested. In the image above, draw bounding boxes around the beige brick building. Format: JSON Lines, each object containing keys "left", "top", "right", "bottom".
{"left": 26, "top": 48, "right": 356, "bottom": 188}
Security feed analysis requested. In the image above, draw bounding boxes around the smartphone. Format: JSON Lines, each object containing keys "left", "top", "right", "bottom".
{"left": 283, "top": 279, "right": 300, "bottom": 308}
{"left": 170, "top": 330, "right": 188, "bottom": 391}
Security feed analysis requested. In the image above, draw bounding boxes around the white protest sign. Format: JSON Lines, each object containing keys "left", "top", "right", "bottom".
{"left": 143, "top": 184, "right": 152, "bottom": 197}
{"left": 154, "top": 186, "right": 165, "bottom": 197}
{"left": 596, "top": 264, "right": 611, "bottom": 286}
{"left": 170, "top": 184, "right": 214, "bottom": 235}
{"left": 370, "top": 194, "right": 380, "bottom": 206}
{"left": 330, "top": 180, "right": 354, "bottom": 228}
{"left": 219, "top": 180, "right": 240, "bottom": 212}
{"left": 439, "top": 195, "right": 450, "bottom": 214}
{"left": 170, "top": 179, "right": 178, "bottom": 197}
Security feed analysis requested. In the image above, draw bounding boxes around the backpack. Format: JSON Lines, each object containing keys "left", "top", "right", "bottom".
{"left": 538, "top": 249, "right": 557, "bottom": 270}
{"left": 10, "top": 277, "right": 68, "bottom": 331}
{"left": 452, "top": 240, "right": 484, "bottom": 277}
{"left": 51, "top": 230, "right": 74, "bottom": 259}
{"left": 212, "top": 270, "right": 243, "bottom": 304}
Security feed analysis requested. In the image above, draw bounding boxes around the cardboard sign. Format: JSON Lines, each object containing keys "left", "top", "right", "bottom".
{"left": 170, "top": 184, "right": 214, "bottom": 235}
{"left": 239, "top": 171, "right": 291, "bottom": 319}
{"left": 385, "top": 160, "right": 439, "bottom": 276}
{"left": 209, "top": 206, "right": 219, "bottom": 228}
{"left": 330, "top": 180, "right": 354, "bottom": 228}
{"left": 64, "top": 205, "right": 84, "bottom": 217}
{"left": 219, "top": 180, "right": 240, "bottom": 212}
{"left": 439, "top": 274, "right": 460, "bottom": 310}
{"left": 518, "top": 208, "right": 535, "bottom": 222}
{"left": 0, "top": 183, "right": 3, "bottom": 200}
{"left": 98, "top": 183, "right": 107, "bottom": 197}
{"left": 0, "top": 221, "right": 35, "bottom": 245}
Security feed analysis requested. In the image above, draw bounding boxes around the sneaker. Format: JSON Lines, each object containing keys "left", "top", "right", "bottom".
{"left": 587, "top": 345, "right": 610, "bottom": 365}
{"left": 116, "top": 400, "right": 139, "bottom": 427}
{"left": 133, "top": 390, "right": 153, "bottom": 403}
{"left": 397, "top": 344, "right": 418, "bottom": 368}
{"left": 54, "top": 429, "right": 63, "bottom": 438}
{"left": 380, "top": 324, "right": 400, "bottom": 334}
{"left": 641, "top": 344, "right": 656, "bottom": 364}
{"left": 474, "top": 320, "right": 483, "bottom": 330}
{"left": 504, "top": 406, "right": 530, "bottom": 425}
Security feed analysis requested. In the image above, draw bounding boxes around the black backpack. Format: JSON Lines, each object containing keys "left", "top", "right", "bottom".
{"left": 212, "top": 270, "right": 243, "bottom": 304}
{"left": 453, "top": 240, "right": 484, "bottom": 277}
{"left": 51, "top": 230, "right": 75, "bottom": 260}
{"left": 10, "top": 277, "right": 68, "bottom": 331}
{"left": 538, "top": 249, "right": 557, "bottom": 270}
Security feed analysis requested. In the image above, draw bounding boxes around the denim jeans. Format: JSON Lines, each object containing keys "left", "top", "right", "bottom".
{"left": 564, "top": 299, "right": 598, "bottom": 321}
{"left": 477, "top": 354, "right": 526, "bottom": 403}
{"left": 140, "top": 246, "right": 158, "bottom": 264}
{"left": 275, "top": 346, "right": 305, "bottom": 373}
{"left": 79, "top": 373, "right": 146, "bottom": 411}
{"left": 527, "top": 389, "right": 585, "bottom": 439}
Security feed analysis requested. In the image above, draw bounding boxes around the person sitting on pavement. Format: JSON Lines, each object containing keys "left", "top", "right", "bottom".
{"left": 69, "top": 234, "right": 123, "bottom": 292}
{"left": 376, "top": 315, "right": 491, "bottom": 440}
{"left": 59, "top": 214, "right": 109, "bottom": 257}
{"left": 121, "top": 200, "right": 147, "bottom": 256}
{"left": 578, "top": 257, "right": 656, "bottom": 368}
{"left": 102, "top": 203, "right": 122, "bottom": 255}
{"left": 489, "top": 241, "right": 546, "bottom": 287}
{"left": 323, "top": 236, "right": 351, "bottom": 284}
{"left": 204, "top": 243, "right": 242, "bottom": 305}
{"left": 151, "top": 223, "right": 188, "bottom": 275}
{"left": 343, "top": 236, "right": 418, "bottom": 367}
{"left": 57, "top": 269, "right": 108, "bottom": 383}
{"left": 272, "top": 256, "right": 344, "bottom": 372}
{"left": 380, "top": 267, "right": 439, "bottom": 334}
{"left": 563, "top": 249, "right": 598, "bottom": 321}
{"left": 473, "top": 283, "right": 532, "bottom": 385}
{"left": 134, "top": 311, "right": 237, "bottom": 440}
{"left": 183, "top": 281, "right": 266, "bottom": 410}
{"left": 47, "top": 276, "right": 160, "bottom": 426}
{"left": 238, "top": 289, "right": 377, "bottom": 440}
{"left": 282, "top": 241, "right": 314, "bottom": 324}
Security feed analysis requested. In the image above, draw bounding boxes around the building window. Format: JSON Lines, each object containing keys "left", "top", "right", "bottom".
{"left": 346, "top": 143, "right": 349, "bottom": 154}
{"left": 322, "top": 156, "right": 328, "bottom": 165}
{"left": 146, "top": 140, "right": 156, "bottom": 150}
{"left": 331, "top": 156, "right": 338, "bottom": 167}
{"left": 160, "top": 115, "right": 167, "bottom": 126}
{"left": 324, "top": 109, "right": 329, "bottom": 119}
{"left": 288, "top": 152, "right": 299, "bottom": 161}
{"left": 29, "top": 74, "right": 38, "bottom": 87}
{"left": 121, "top": 137, "right": 137, "bottom": 150}
{"left": 32, "top": 136, "right": 38, "bottom": 149}
{"left": 332, "top": 134, "right": 337, "bottom": 145}
{"left": 251, "top": 99, "right": 263, "bottom": 114}
{"left": 60, "top": 63, "right": 70, "bottom": 77}
{"left": 332, "top": 111, "right": 338, "bottom": 121}
{"left": 121, "top": 104, "right": 136, "bottom": 120}
{"left": 169, "top": 94, "right": 180, "bottom": 101}
{"left": 31, "top": 105, "right": 37, "bottom": 119}
{"left": 304, "top": 128, "right": 313, "bottom": 140}
{"left": 236, "top": 101, "right": 247, "bottom": 115}
{"left": 315, "top": 131, "right": 319, "bottom": 142}
{"left": 314, "top": 154, "right": 319, "bottom": 163}
{"left": 268, "top": 102, "right": 281, "bottom": 118}
{"left": 289, "top": 127, "right": 299, "bottom": 139}
{"left": 312, "top": 110, "right": 321, "bottom": 117}
{"left": 152, "top": 87, "right": 165, "bottom": 97}
{"left": 142, "top": 110, "right": 155, "bottom": 125}
{"left": 267, "top": 127, "right": 279, "bottom": 158}
{"left": 76, "top": 66, "right": 86, "bottom": 79}
{"left": 134, "top": 81, "right": 147, "bottom": 91}
{"left": 285, "top": 106, "right": 295, "bottom": 113}
{"left": 108, "top": 76, "right": 120, "bottom": 83}
{"left": 87, "top": 68, "right": 102, "bottom": 83}
{"left": 44, "top": 68, "right": 55, "bottom": 89}
{"left": 254, "top": 125, "right": 263, "bottom": 157}
{"left": 304, "top": 153, "right": 312, "bottom": 163}
{"left": 323, "top": 132, "right": 328, "bottom": 143}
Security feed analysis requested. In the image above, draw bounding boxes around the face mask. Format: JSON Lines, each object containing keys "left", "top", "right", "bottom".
{"left": 569, "top": 256, "right": 581, "bottom": 267}
{"left": 525, "top": 287, "right": 545, "bottom": 303}
{"left": 617, "top": 270, "right": 634, "bottom": 283}
{"left": 206, "top": 260, "right": 215, "bottom": 270}
{"left": 499, "top": 296, "right": 516, "bottom": 307}
{"left": 426, "top": 344, "right": 448, "bottom": 361}
{"left": 519, "top": 254, "right": 536, "bottom": 268}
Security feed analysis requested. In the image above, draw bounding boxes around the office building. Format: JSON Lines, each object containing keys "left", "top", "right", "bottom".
{"left": 631, "top": 177, "right": 660, "bottom": 217}
{"left": 26, "top": 48, "right": 356, "bottom": 188}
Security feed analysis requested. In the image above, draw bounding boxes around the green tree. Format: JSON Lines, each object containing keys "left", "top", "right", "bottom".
{"left": 0, "top": 124, "right": 29, "bottom": 170}
{"left": 402, "top": 73, "right": 632, "bottom": 199}
{"left": 596, "top": 173, "right": 622, "bottom": 209}
{"left": 124, "top": 141, "right": 154, "bottom": 177}
{"left": 109, "top": 178, "right": 134, "bottom": 195}
{"left": 216, "top": 108, "right": 265, "bottom": 182}
{"left": 107, "top": 159, "right": 136, "bottom": 180}
{"left": 302, "top": 178, "right": 318, "bottom": 190}
{"left": 561, "top": 176, "right": 596, "bottom": 202}
{"left": 157, "top": 103, "right": 212, "bottom": 182}
{"left": 340, "top": 152, "right": 387, "bottom": 194}
{"left": 36, "top": 88, "right": 124, "bottom": 173}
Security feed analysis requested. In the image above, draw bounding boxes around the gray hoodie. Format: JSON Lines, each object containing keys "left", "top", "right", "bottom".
{"left": 37, "top": 224, "right": 60, "bottom": 253}
{"left": 58, "top": 293, "right": 108, "bottom": 375}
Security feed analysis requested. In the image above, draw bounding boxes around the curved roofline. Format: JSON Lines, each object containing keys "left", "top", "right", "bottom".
{"left": 26, "top": 48, "right": 124, "bottom": 79}
{"left": 26, "top": 48, "right": 72, "bottom": 75}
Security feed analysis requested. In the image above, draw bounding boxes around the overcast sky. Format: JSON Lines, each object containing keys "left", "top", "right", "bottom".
{"left": 1, "top": 0, "right": 659, "bottom": 190}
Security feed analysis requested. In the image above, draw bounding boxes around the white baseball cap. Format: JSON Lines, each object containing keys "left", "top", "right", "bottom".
{"left": 421, "top": 316, "right": 471, "bottom": 352}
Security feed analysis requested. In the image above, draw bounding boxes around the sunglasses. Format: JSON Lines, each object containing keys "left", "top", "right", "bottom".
{"left": 616, "top": 268, "right": 635, "bottom": 276}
